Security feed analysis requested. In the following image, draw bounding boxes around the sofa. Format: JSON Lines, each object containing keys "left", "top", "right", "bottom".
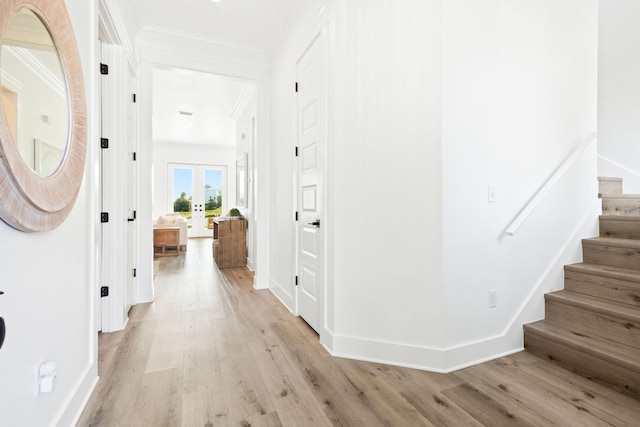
{"left": 154, "top": 213, "right": 188, "bottom": 252}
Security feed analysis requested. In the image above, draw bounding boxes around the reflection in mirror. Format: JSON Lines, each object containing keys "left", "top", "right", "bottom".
{"left": 1, "top": 8, "right": 68, "bottom": 177}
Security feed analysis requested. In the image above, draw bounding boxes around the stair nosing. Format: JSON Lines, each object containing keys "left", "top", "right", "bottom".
{"left": 601, "top": 194, "right": 640, "bottom": 199}
{"left": 565, "top": 263, "right": 640, "bottom": 283}
{"left": 582, "top": 237, "right": 640, "bottom": 249}
{"left": 600, "top": 215, "right": 640, "bottom": 222}
{"left": 598, "top": 177, "right": 623, "bottom": 182}
{"left": 524, "top": 321, "right": 640, "bottom": 372}
{"left": 545, "top": 290, "right": 640, "bottom": 323}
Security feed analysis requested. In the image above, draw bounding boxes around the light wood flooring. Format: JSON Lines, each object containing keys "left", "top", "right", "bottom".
{"left": 77, "top": 239, "right": 640, "bottom": 426}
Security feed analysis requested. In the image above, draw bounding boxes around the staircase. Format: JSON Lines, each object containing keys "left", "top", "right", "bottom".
{"left": 524, "top": 177, "right": 640, "bottom": 400}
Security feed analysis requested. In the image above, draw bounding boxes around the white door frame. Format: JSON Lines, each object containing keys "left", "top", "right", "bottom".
{"left": 168, "top": 163, "right": 228, "bottom": 238}
{"left": 294, "top": 28, "right": 328, "bottom": 336}
{"left": 98, "top": 1, "right": 140, "bottom": 332}
{"left": 137, "top": 34, "right": 271, "bottom": 298}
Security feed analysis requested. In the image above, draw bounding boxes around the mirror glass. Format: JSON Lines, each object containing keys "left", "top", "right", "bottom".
{"left": 1, "top": 8, "right": 68, "bottom": 177}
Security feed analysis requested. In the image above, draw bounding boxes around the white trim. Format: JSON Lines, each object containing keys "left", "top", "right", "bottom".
{"left": 51, "top": 364, "right": 98, "bottom": 427}
{"left": 98, "top": 0, "right": 136, "bottom": 70}
{"left": 137, "top": 27, "right": 270, "bottom": 302}
{"left": 4, "top": 46, "right": 65, "bottom": 97}
{"left": 0, "top": 70, "right": 23, "bottom": 92}
{"left": 598, "top": 154, "right": 640, "bottom": 179}
{"left": 505, "top": 133, "right": 597, "bottom": 236}
{"left": 230, "top": 83, "right": 255, "bottom": 121}
{"left": 269, "top": 277, "right": 295, "bottom": 312}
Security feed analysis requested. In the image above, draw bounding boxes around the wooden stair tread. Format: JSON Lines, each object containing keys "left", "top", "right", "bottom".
{"left": 546, "top": 290, "right": 640, "bottom": 323}
{"left": 598, "top": 177, "right": 623, "bottom": 182}
{"left": 600, "top": 215, "right": 640, "bottom": 222}
{"left": 524, "top": 321, "right": 640, "bottom": 372}
{"left": 565, "top": 263, "right": 640, "bottom": 282}
{"left": 601, "top": 194, "right": 640, "bottom": 199}
{"left": 582, "top": 237, "right": 640, "bottom": 249}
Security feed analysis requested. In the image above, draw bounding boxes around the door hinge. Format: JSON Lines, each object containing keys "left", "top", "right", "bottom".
{"left": 295, "top": 146, "right": 299, "bottom": 157}
{"left": 132, "top": 152, "right": 137, "bottom": 161}
{"left": 101, "top": 286, "right": 109, "bottom": 297}
{"left": 101, "top": 138, "right": 109, "bottom": 149}
{"left": 295, "top": 82, "right": 299, "bottom": 92}
{"left": 295, "top": 211, "right": 299, "bottom": 221}
{"left": 133, "top": 268, "right": 137, "bottom": 278}
{"left": 132, "top": 93, "right": 137, "bottom": 103}
{"left": 100, "top": 63, "right": 109, "bottom": 75}
{"left": 295, "top": 276, "right": 299, "bottom": 286}
{"left": 101, "top": 212, "right": 109, "bottom": 223}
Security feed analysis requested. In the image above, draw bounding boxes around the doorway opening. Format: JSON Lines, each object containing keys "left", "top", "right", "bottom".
{"left": 169, "top": 163, "right": 227, "bottom": 238}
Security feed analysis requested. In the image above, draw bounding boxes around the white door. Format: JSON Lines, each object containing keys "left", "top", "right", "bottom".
{"left": 296, "top": 33, "right": 326, "bottom": 333}
{"left": 125, "top": 67, "right": 137, "bottom": 313}
{"left": 169, "top": 163, "right": 226, "bottom": 238}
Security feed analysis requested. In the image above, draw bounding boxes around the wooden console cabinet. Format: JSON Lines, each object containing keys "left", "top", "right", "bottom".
{"left": 154, "top": 227, "right": 180, "bottom": 257}
{"left": 213, "top": 218, "right": 247, "bottom": 268}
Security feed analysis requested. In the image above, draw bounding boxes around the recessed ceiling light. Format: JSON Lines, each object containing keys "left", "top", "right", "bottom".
{"left": 210, "top": 0, "right": 223, "bottom": 3}
{"left": 178, "top": 111, "right": 193, "bottom": 116}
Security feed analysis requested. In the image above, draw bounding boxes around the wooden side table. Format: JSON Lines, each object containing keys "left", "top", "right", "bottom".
{"left": 213, "top": 218, "right": 247, "bottom": 268}
{"left": 154, "top": 227, "right": 180, "bottom": 257}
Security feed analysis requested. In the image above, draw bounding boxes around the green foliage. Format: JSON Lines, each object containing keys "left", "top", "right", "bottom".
{"left": 173, "top": 192, "right": 191, "bottom": 213}
{"left": 229, "top": 208, "right": 243, "bottom": 217}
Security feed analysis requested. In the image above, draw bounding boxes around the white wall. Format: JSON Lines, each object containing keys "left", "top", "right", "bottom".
{"left": 267, "top": 0, "right": 327, "bottom": 315}
{"left": 0, "top": 0, "right": 99, "bottom": 425}
{"left": 599, "top": 0, "right": 640, "bottom": 193}
{"left": 269, "top": 0, "right": 598, "bottom": 371}
{"left": 327, "top": 0, "right": 445, "bottom": 366}
{"left": 440, "top": 0, "right": 599, "bottom": 367}
{"left": 2, "top": 48, "right": 67, "bottom": 173}
{"left": 152, "top": 141, "right": 237, "bottom": 221}
{"left": 235, "top": 88, "right": 258, "bottom": 269}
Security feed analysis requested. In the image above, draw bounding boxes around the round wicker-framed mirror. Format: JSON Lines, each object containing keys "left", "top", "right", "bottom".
{"left": 0, "top": 0, "right": 86, "bottom": 232}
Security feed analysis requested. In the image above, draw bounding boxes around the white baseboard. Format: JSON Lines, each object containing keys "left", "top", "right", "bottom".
{"left": 54, "top": 364, "right": 98, "bottom": 427}
{"left": 268, "top": 277, "right": 295, "bottom": 312}
{"left": 253, "top": 273, "right": 270, "bottom": 290}
{"left": 323, "top": 200, "right": 599, "bottom": 373}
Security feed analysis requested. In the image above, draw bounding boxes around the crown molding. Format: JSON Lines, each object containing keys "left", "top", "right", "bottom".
{"left": 230, "top": 83, "right": 255, "bottom": 122}
{"left": 5, "top": 46, "right": 65, "bottom": 98}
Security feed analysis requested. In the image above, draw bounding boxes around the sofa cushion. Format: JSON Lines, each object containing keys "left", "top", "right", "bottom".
{"left": 157, "top": 214, "right": 178, "bottom": 224}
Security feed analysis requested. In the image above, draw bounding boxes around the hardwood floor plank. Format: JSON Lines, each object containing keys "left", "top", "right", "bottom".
{"left": 182, "top": 389, "right": 229, "bottom": 427}
{"left": 182, "top": 309, "right": 225, "bottom": 395}
{"left": 248, "top": 338, "right": 333, "bottom": 427}
{"left": 442, "top": 383, "right": 536, "bottom": 426}
{"left": 400, "top": 387, "right": 482, "bottom": 427}
{"left": 133, "top": 368, "right": 183, "bottom": 427}
{"left": 78, "top": 239, "right": 640, "bottom": 427}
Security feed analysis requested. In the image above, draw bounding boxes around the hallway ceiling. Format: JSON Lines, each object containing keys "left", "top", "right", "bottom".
{"left": 131, "top": 0, "right": 300, "bottom": 54}
{"left": 152, "top": 67, "right": 253, "bottom": 146}
{"left": 134, "top": 0, "right": 295, "bottom": 147}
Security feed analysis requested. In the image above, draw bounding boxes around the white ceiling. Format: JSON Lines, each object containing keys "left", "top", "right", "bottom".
{"left": 135, "top": 0, "right": 298, "bottom": 147}
{"left": 131, "top": 0, "right": 301, "bottom": 54}
{"left": 152, "top": 67, "right": 253, "bottom": 146}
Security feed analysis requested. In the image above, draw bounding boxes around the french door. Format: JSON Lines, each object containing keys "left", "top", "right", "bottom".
{"left": 169, "top": 163, "right": 226, "bottom": 238}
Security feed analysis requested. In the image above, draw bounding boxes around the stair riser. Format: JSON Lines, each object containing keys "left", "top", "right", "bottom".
{"left": 599, "top": 180, "right": 623, "bottom": 196}
{"left": 582, "top": 243, "right": 640, "bottom": 271}
{"left": 602, "top": 198, "right": 640, "bottom": 216}
{"left": 524, "top": 329, "right": 640, "bottom": 400}
{"left": 545, "top": 300, "right": 640, "bottom": 349}
{"left": 600, "top": 219, "right": 640, "bottom": 240}
{"left": 565, "top": 269, "right": 640, "bottom": 308}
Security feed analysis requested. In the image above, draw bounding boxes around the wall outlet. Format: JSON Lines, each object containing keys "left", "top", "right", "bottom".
{"left": 488, "top": 186, "right": 497, "bottom": 203}
{"left": 488, "top": 290, "right": 497, "bottom": 308}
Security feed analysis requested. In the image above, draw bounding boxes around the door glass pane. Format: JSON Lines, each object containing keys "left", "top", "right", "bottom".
{"left": 204, "top": 169, "right": 223, "bottom": 226}
{"left": 173, "top": 167, "right": 193, "bottom": 228}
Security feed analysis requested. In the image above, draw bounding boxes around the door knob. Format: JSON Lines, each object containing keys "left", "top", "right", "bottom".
{"left": 308, "top": 220, "right": 320, "bottom": 228}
